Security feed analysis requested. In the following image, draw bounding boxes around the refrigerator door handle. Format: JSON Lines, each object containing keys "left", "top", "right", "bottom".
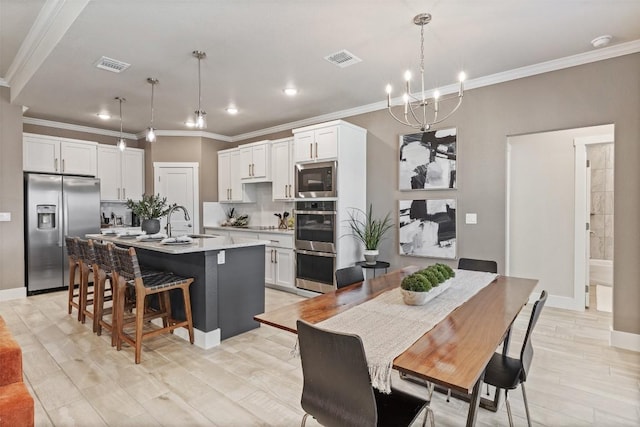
{"left": 61, "top": 192, "right": 68, "bottom": 248}
{"left": 58, "top": 192, "right": 64, "bottom": 247}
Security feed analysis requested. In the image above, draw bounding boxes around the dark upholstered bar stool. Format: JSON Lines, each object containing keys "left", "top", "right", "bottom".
{"left": 91, "top": 241, "right": 117, "bottom": 344}
{"left": 75, "top": 238, "right": 96, "bottom": 328}
{"left": 111, "top": 245, "right": 194, "bottom": 364}
{"left": 64, "top": 237, "right": 82, "bottom": 320}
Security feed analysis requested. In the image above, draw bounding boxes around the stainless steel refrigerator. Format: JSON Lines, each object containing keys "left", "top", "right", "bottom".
{"left": 24, "top": 173, "right": 100, "bottom": 294}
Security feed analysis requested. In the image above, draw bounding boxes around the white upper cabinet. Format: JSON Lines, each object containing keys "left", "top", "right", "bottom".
{"left": 218, "top": 148, "right": 255, "bottom": 203}
{"left": 239, "top": 140, "right": 271, "bottom": 182}
{"left": 271, "top": 138, "right": 294, "bottom": 200}
{"left": 293, "top": 126, "right": 338, "bottom": 162}
{"left": 23, "top": 133, "right": 97, "bottom": 176}
{"left": 96, "top": 145, "right": 145, "bottom": 201}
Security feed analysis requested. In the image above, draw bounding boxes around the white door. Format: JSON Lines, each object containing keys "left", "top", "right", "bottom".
{"left": 121, "top": 148, "right": 145, "bottom": 201}
{"left": 154, "top": 163, "right": 199, "bottom": 236}
{"left": 97, "top": 145, "right": 121, "bottom": 200}
{"left": 23, "top": 135, "right": 60, "bottom": 173}
{"left": 272, "top": 140, "right": 292, "bottom": 200}
{"left": 585, "top": 159, "right": 591, "bottom": 307}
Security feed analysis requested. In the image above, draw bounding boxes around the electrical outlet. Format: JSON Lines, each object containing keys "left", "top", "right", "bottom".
{"left": 217, "top": 250, "right": 225, "bottom": 264}
{"left": 0, "top": 212, "right": 11, "bottom": 222}
{"left": 465, "top": 213, "right": 477, "bottom": 224}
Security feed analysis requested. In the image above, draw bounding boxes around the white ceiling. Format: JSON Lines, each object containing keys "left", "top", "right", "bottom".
{"left": 2, "top": 0, "right": 640, "bottom": 139}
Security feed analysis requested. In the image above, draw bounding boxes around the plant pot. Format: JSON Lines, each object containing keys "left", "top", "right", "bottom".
{"left": 363, "top": 249, "right": 379, "bottom": 265}
{"left": 141, "top": 218, "right": 160, "bottom": 235}
{"left": 401, "top": 289, "right": 430, "bottom": 306}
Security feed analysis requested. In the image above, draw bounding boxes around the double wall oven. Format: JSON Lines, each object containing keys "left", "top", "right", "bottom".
{"left": 294, "top": 200, "right": 337, "bottom": 293}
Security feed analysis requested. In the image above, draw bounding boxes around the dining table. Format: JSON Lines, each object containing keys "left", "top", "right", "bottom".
{"left": 254, "top": 266, "right": 538, "bottom": 426}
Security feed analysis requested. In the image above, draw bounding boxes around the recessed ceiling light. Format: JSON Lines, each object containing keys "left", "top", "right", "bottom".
{"left": 591, "top": 35, "right": 612, "bottom": 48}
{"left": 226, "top": 107, "right": 238, "bottom": 115}
{"left": 96, "top": 113, "right": 111, "bottom": 120}
{"left": 185, "top": 121, "right": 196, "bottom": 128}
{"left": 283, "top": 87, "right": 298, "bottom": 96}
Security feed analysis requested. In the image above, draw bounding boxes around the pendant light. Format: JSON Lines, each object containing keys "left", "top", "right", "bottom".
{"left": 116, "top": 97, "right": 126, "bottom": 151}
{"left": 192, "top": 50, "right": 207, "bottom": 129}
{"left": 146, "top": 78, "right": 159, "bottom": 142}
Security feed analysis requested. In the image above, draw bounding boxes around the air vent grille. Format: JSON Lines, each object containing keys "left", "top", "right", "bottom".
{"left": 95, "top": 56, "right": 131, "bottom": 73}
{"left": 324, "top": 49, "right": 362, "bottom": 68}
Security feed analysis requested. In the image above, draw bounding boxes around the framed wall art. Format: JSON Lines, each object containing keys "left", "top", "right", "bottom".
{"left": 398, "top": 198, "right": 456, "bottom": 259}
{"left": 398, "top": 128, "right": 457, "bottom": 190}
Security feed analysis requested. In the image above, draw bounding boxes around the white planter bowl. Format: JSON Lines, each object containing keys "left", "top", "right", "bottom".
{"left": 401, "top": 280, "right": 453, "bottom": 306}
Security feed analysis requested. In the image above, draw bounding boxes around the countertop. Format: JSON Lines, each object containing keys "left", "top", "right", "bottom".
{"left": 87, "top": 233, "right": 269, "bottom": 254}
{"left": 203, "top": 225, "right": 294, "bottom": 235}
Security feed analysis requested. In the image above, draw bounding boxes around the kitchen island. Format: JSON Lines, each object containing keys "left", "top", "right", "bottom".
{"left": 87, "top": 233, "right": 268, "bottom": 349}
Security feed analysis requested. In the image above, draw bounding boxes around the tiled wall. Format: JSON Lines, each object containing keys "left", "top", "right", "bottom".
{"left": 587, "top": 143, "right": 614, "bottom": 260}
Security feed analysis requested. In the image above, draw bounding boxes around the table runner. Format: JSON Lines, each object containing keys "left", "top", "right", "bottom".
{"left": 311, "top": 269, "right": 497, "bottom": 393}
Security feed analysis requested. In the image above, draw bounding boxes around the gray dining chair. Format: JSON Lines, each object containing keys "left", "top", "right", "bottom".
{"left": 458, "top": 257, "right": 498, "bottom": 273}
{"left": 335, "top": 265, "right": 364, "bottom": 289}
{"left": 483, "top": 290, "right": 547, "bottom": 427}
{"left": 297, "top": 320, "right": 434, "bottom": 427}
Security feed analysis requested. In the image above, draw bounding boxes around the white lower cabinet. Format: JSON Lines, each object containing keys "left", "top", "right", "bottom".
{"left": 262, "top": 233, "right": 295, "bottom": 290}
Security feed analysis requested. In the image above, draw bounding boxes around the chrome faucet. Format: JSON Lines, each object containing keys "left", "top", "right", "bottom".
{"left": 165, "top": 205, "right": 191, "bottom": 237}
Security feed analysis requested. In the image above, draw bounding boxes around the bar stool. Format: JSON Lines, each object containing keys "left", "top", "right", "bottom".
{"left": 76, "top": 238, "right": 97, "bottom": 329}
{"left": 64, "top": 237, "right": 82, "bottom": 320}
{"left": 111, "top": 245, "right": 194, "bottom": 364}
{"left": 91, "top": 240, "right": 117, "bottom": 344}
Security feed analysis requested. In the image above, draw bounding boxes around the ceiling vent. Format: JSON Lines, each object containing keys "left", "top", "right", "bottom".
{"left": 324, "top": 49, "right": 362, "bottom": 68}
{"left": 95, "top": 56, "right": 131, "bottom": 73}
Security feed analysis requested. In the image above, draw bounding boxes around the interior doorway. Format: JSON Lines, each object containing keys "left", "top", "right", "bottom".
{"left": 153, "top": 162, "right": 200, "bottom": 236}
{"left": 506, "top": 124, "right": 614, "bottom": 311}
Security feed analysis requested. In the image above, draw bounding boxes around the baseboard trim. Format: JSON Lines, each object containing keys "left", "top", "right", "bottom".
{"left": 610, "top": 328, "right": 640, "bottom": 352}
{"left": 535, "top": 292, "right": 583, "bottom": 311}
{"left": 0, "top": 287, "right": 27, "bottom": 302}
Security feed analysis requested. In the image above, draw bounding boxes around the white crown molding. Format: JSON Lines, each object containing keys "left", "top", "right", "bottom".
{"left": 23, "top": 117, "right": 137, "bottom": 139}
{"left": 0, "top": 78, "right": 8, "bottom": 88}
{"left": 19, "top": 39, "right": 640, "bottom": 143}
{"left": 134, "top": 129, "right": 233, "bottom": 142}
{"left": 6, "top": 0, "right": 90, "bottom": 102}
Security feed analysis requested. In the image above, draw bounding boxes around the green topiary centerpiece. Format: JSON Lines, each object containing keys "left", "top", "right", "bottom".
{"left": 400, "top": 263, "right": 456, "bottom": 305}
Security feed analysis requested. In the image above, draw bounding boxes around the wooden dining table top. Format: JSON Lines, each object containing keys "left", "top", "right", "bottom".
{"left": 254, "top": 266, "right": 538, "bottom": 395}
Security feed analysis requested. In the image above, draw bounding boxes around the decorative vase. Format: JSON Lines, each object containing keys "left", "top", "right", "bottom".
{"left": 401, "top": 289, "right": 430, "bottom": 306}
{"left": 141, "top": 218, "right": 161, "bottom": 234}
{"left": 363, "top": 249, "right": 379, "bottom": 265}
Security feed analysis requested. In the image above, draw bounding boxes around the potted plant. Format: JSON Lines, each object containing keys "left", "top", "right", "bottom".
{"left": 346, "top": 204, "right": 394, "bottom": 265}
{"left": 400, "top": 264, "right": 455, "bottom": 305}
{"left": 126, "top": 194, "right": 176, "bottom": 234}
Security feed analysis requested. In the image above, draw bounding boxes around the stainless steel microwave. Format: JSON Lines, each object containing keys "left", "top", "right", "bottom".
{"left": 295, "top": 161, "right": 337, "bottom": 198}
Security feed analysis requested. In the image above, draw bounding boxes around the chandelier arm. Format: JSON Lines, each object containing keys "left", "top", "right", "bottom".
{"left": 387, "top": 107, "right": 422, "bottom": 129}
{"left": 427, "top": 97, "right": 464, "bottom": 126}
{"left": 406, "top": 100, "right": 425, "bottom": 126}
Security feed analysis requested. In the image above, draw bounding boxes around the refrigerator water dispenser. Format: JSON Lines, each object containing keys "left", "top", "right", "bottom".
{"left": 36, "top": 205, "right": 56, "bottom": 229}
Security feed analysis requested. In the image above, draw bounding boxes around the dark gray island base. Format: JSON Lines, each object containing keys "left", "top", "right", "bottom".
{"left": 88, "top": 234, "right": 266, "bottom": 348}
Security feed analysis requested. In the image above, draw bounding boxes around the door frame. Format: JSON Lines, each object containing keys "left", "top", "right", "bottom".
{"left": 573, "top": 133, "right": 614, "bottom": 311}
{"left": 153, "top": 162, "right": 200, "bottom": 233}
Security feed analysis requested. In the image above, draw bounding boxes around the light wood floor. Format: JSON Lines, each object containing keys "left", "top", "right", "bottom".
{"left": 0, "top": 286, "right": 638, "bottom": 426}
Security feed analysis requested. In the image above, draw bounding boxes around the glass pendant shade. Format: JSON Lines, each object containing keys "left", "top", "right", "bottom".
{"left": 116, "top": 97, "right": 127, "bottom": 151}
{"left": 117, "top": 138, "right": 126, "bottom": 151}
{"left": 192, "top": 51, "right": 207, "bottom": 129}
{"left": 146, "top": 127, "right": 156, "bottom": 142}
{"left": 195, "top": 110, "right": 206, "bottom": 129}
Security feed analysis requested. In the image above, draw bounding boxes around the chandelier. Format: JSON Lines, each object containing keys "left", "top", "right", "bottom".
{"left": 385, "top": 13, "right": 466, "bottom": 132}
{"left": 146, "top": 77, "right": 159, "bottom": 142}
{"left": 115, "top": 96, "right": 126, "bottom": 151}
{"left": 192, "top": 50, "right": 207, "bottom": 129}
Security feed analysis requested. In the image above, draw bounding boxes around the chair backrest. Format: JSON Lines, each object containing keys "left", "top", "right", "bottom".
{"left": 458, "top": 258, "right": 498, "bottom": 273}
{"left": 520, "top": 290, "right": 547, "bottom": 381}
{"left": 110, "top": 245, "right": 142, "bottom": 281}
{"left": 297, "top": 320, "right": 377, "bottom": 427}
{"left": 64, "top": 236, "right": 78, "bottom": 261}
{"left": 76, "top": 238, "right": 96, "bottom": 265}
{"left": 93, "top": 241, "right": 115, "bottom": 273}
{"left": 335, "top": 265, "right": 364, "bottom": 289}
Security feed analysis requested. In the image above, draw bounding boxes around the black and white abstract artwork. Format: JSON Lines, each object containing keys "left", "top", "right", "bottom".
{"left": 398, "top": 199, "right": 456, "bottom": 259}
{"left": 399, "top": 128, "right": 457, "bottom": 190}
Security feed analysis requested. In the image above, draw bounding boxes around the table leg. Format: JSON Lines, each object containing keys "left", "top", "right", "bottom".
{"left": 466, "top": 371, "right": 484, "bottom": 427}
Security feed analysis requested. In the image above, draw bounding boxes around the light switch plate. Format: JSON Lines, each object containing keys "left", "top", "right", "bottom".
{"left": 217, "top": 250, "right": 225, "bottom": 264}
{"left": 0, "top": 212, "right": 11, "bottom": 222}
{"left": 465, "top": 213, "right": 477, "bottom": 224}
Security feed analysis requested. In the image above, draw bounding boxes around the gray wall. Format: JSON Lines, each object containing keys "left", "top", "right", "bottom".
{"left": 0, "top": 87, "right": 25, "bottom": 291}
